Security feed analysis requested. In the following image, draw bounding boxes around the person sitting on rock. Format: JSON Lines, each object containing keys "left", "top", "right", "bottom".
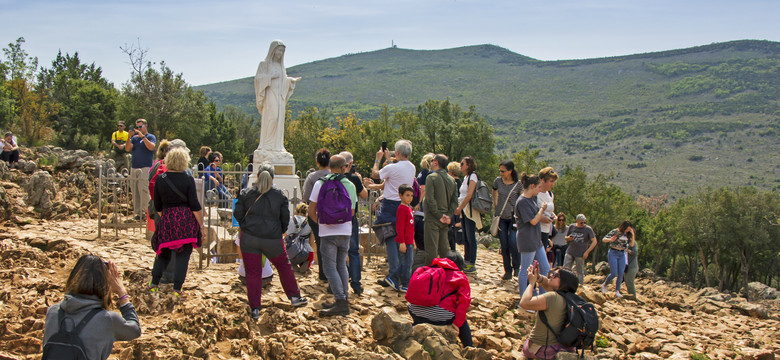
{"left": 0, "top": 131, "right": 20, "bottom": 166}
{"left": 519, "top": 266, "right": 579, "bottom": 359}
{"left": 406, "top": 251, "right": 473, "bottom": 347}
{"left": 43, "top": 255, "right": 141, "bottom": 360}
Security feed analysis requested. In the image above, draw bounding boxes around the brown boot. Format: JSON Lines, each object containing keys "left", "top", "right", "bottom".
{"left": 319, "top": 299, "right": 349, "bottom": 316}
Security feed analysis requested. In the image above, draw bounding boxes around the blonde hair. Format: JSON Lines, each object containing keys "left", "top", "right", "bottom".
{"left": 420, "top": 153, "right": 435, "bottom": 170}
{"left": 447, "top": 161, "right": 462, "bottom": 177}
{"left": 199, "top": 146, "right": 211, "bottom": 158}
{"left": 255, "top": 163, "right": 275, "bottom": 194}
{"left": 165, "top": 148, "right": 190, "bottom": 172}
{"left": 538, "top": 167, "right": 558, "bottom": 181}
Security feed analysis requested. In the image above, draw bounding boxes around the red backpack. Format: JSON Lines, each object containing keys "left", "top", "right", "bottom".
{"left": 405, "top": 265, "right": 457, "bottom": 306}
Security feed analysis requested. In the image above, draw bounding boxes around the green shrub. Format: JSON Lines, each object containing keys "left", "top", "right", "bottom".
{"left": 595, "top": 335, "right": 610, "bottom": 348}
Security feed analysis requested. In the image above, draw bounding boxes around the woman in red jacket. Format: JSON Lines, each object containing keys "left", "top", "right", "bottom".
{"left": 406, "top": 252, "right": 473, "bottom": 347}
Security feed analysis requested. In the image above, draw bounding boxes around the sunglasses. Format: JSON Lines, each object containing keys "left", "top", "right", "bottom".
{"left": 499, "top": 169, "right": 507, "bottom": 173}
{"left": 136, "top": 124, "right": 144, "bottom": 128}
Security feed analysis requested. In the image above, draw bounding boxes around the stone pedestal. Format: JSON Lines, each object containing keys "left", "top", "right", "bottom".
{"left": 249, "top": 148, "right": 301, "bottom": 207}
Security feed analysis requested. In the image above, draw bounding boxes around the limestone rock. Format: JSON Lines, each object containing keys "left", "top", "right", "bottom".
{"left": 463, "top": 347, "right": 494, "bottom": 360}
{"left": 555, "top": 353, "right": 596, "bottom": 360}
{"left": 746, "top": 282, "right": 780, "bottom": 301}
{"left": 371, "top": 307, "right": 413, "bottom": 345}
{"left": 19, "top": 160, "right": 37, "bottom": 174}
{"left": 393, "top": 338, "right": 430, "bottom": 360}
{"left": 0, "top": 161, "right": 8, "bottom": 180}
{"left": 594, "top": 261, "right": 609, "bottom": 275}
{"left": 696, "top": 287, "right": 720, "bottom": 297}
{"left": 730, "top": 301, "right": 769, "bottom": 319}
{"left": 24, "top": 170, "right": 57, "bottom": 216}
{"left": 635, "top": 353, "right": 663, "bottom": 360}
{"left": 411, "top": 324, "right": 464, "bottom": 360}
{"left": 638, "top": 268, "right": 655, "bottom": 278}
{"left": 579, "top": 286, "right": 606, "bottom": 305}
{"left": 56, "top": 153, "right": 84, "bottom": 170}
{"left": 738, "top": 348, "right": 775, "bottom": 360}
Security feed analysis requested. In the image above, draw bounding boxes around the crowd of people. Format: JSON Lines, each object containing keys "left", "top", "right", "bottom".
{"left": 42, "top": 130, "right": 638, "bottom": 359}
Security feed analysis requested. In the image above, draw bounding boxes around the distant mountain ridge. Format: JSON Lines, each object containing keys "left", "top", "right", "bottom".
{"left": 197, "top": 40, "right": 780, "bottom": 198}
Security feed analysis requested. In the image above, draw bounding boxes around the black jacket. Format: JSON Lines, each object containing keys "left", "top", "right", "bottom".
{"left": 234, "top": 187, "right": 290, "bottom": 239}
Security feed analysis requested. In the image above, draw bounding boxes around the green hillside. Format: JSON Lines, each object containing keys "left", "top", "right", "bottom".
{"left": 197, "top": 40, "right": 780, "bottom": 199}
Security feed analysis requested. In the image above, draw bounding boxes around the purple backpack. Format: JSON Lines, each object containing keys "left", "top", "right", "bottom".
{"left": 316, "top": 174, "right": 353, "bottom": 225}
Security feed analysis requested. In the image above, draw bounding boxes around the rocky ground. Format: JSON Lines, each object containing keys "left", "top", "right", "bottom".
{"left": 0, "top": 148, "right": 779, "bottom": 359}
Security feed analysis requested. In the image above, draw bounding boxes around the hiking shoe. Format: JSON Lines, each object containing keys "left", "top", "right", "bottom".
{"left": 502, "top": 272, "right": 513, "bottom": 280}
{"left": 377, "top": 277, "right": 390, "bottom": 287}
{"left": 463, "top": 265, "right": 477, "bottom": 274}
{"left": 399, "top": 285, "right": 408, "bottom": 293}
{"left": 319, "top": 299, "right": 350, "bottom": 317}
{"left": 148, "top": 282, "right": 159, "bottom": 293}
{"left": 385, "top": 276, "right": 399, "bottom": 290}
{"left": 290, "top": 296, "right": 309, "bottom": 307}
{"left": 352, "top": 285, "right": 364, "bottom": 296}
{"left": 601, "top": 283, "right": 608, "bottom": 293}
{"left": 251, "top": 308, "right": 261, "bottom": 320}
{"left": 321, "top": 300, "right": 336, "bottom": 309}
{"left": 173, "top": 289, "right": 185, "bottom": 299}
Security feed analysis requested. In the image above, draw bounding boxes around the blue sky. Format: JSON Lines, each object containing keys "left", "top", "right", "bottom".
{"left": 2, "top": 0, "right": 778, "bottom": 86}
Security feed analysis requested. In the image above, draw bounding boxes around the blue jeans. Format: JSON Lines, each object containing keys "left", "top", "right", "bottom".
{"left": 462, "top": 215, "right": 477, "bottom": 265}
{"left": 552, "top": 244, "right": 568, "bottom": 267}
{"left": 375, "top": 199, "right": 401, "bottom": 225}
{"left": 320, "top": 235, "right": 350, "bottom": 300}
{"left": 518, "top": 246, "right": 550, "bottom": 295}
{"left": 385, "top": 239, "right": 412, "bottom": 286}
{"left": 348, "top": 215, "right": 362, "bottom": 290}
{"left": 604, "top": 248, "right": 627, "bottom": 293}
{"left": 497, "top": 218, "right": 519, "bottom": 274}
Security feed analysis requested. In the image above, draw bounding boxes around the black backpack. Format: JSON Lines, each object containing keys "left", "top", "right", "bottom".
{"left": 42, "top": 308, "right": 102, "bottom": 360}
{"left": 539, "top": 291, "right": 599, "bottom": 355}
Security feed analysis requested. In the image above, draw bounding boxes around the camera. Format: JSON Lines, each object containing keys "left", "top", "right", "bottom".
{"left": 349, "top": 164, "right": 356, "bottom": 174}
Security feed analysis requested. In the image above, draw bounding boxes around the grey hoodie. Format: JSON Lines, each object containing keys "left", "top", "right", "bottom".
{"left": 43, "top": 294, "right": 141, "bottom": 360}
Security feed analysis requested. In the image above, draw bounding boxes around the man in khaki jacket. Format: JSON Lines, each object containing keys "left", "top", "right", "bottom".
{"left": 422, "top": 154, "right": 459, "bottom": 267}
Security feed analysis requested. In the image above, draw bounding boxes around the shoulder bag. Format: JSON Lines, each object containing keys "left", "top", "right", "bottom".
{"left": 490, "top": 181, "right": 520, "bottom": 236}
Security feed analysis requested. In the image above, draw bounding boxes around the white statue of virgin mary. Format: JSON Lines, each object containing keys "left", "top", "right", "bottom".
{"left": 254, "top": 40, "right": 300, "bottom": 152}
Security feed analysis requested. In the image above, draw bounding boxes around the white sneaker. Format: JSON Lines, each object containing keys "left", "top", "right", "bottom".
{"left": 615, "top": 291, "right": 623, "bottom": 298}
{"left": 601, "top": 283, "right": 608, "bottom": 293}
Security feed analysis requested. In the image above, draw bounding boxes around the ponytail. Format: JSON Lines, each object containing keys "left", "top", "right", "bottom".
{"left": 254, "top": 163, "right": 275, "bottom": 194}
{"left": 519, "top": 172, "right": 541, "bottom": 188}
